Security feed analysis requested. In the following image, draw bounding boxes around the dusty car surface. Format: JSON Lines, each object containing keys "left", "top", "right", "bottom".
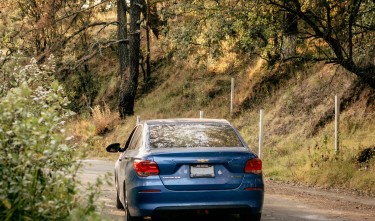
{"left": 106, "top": 118, "right": 264, "bottom": 221}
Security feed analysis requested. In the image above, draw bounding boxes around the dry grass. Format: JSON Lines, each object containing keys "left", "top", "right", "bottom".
{"left": 91, "top": 103, "right": 119, "bottom": 135}
{"left": 67, "top": 105, "right": 123, "bottom": 159}
{"left": 255, "top": 67, "right": 375, "bottom": 194}
{"left": 68, "top": 118, "right": 96, "bottom": 143}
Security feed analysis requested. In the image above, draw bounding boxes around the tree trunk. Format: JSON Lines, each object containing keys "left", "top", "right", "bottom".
{"left": 117, "top": 0, "right": 129, "bottom": 75}
{"left": 341, "top": 61, "right": 375, "bottom": 89}
{"left": 281, "top": 34, "right": 297, "bottom": 59}
{"left": 281, "top": 4, "right": 298, "bottom": 59}
{"left": 118, "top": 0, "right": 141, "bottom": 118}
{"left": 145, "top": 0, "right": 151, "bottom": 84}
{"left": 139, "top": 0, "right": 161, "bottom": 38}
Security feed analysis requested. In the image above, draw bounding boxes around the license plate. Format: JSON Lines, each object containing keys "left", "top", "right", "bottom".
{"left": 190, "top": 164, "right": 214, "bottom": 178}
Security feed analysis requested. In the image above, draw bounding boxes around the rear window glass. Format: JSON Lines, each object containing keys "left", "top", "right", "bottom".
{"left": 149, "top": 123, "right": 243, "bottom": 148}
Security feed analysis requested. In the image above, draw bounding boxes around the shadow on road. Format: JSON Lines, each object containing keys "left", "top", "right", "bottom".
{"left": 152, "top": 214, "right": 239, "bottom": 221}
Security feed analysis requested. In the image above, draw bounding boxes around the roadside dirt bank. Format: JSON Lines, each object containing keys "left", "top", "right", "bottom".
{"left": 265, "top": 179, "right": 375, "bottom": 220}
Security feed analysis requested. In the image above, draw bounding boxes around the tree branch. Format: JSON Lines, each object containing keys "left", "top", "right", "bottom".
{"left": 348, "top": 0, "right": 363, "bottom": 59}
{"left": 63, "top": 21, "right": 118, "bottom": 45}
{"left": 55, "top": 0, "right": 112, "bottom": 23}
{"left": 57, "top": 39, "right": 128, "bottom": 72}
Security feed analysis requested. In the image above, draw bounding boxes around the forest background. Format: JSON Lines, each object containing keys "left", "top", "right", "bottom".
{"left": 1, "top": 0, "right": 374, "bottom": 219}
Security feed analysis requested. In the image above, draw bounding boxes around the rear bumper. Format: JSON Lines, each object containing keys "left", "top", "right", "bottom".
{"left": 128, "top": 184, "right": 264, "bottom": 217}
{"left": 153, "top": 205, "right": 259, "bottom": 217}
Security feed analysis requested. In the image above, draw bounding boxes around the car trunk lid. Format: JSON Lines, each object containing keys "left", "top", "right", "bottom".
{"left": 151, "top": 148, "right": 253, "bottom": 191}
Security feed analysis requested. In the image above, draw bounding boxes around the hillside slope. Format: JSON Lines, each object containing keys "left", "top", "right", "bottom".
{"left": 88, "top": 50, "right": 375, "bottom": 194}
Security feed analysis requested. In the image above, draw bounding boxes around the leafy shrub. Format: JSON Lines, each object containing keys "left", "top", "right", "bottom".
{"left": 0, "top": 57, "right": 100, "bottom": 220}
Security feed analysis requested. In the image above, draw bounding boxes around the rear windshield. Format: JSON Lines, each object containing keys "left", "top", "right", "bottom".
{"left": 148, "top": 123, "right": 243, "bottom": 149}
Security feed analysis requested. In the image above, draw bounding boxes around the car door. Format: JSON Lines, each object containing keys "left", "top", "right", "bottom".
{"left": 118, "top": 125, "right": 144, "bottom": 199}
{"left": 116, "top": 126, "right": 136, "bottom": 202}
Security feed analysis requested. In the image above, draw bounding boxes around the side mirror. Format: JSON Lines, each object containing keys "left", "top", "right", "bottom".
{"left": 106, "top": 143, "right": 121, "bottom": 153}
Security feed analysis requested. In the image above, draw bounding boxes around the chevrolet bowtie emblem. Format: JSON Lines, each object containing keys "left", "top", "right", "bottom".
{"left": 197, "top": 159, "right": 209, "bottom": 163}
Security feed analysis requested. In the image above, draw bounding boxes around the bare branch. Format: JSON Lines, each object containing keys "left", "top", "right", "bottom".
{"left": 63, "top": 21, "right": 118, "bottom": 45}
{"left": 55, "top": 0, "right": 112, "bottom": 23}
{"left": 353, "top": 24, "right": 375, "bottom": 31}
{"left": 58, "top": 39, "right": 128, "bottom": 72}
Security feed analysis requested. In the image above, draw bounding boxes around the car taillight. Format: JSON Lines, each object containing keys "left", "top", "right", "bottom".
{"left": 245, "top": 158, "right": 262, "bottom": 174}
{"left": 133, "top": 160, "right": 159, "bottom": 177}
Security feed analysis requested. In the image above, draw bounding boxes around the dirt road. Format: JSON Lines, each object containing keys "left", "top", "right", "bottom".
{"left": 80, "top": 160, "right": 375, "bottom": 221}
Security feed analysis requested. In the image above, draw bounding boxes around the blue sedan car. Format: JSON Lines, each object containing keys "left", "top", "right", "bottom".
{"left": 106, "top": 119, "right": 264, "bottom": 221}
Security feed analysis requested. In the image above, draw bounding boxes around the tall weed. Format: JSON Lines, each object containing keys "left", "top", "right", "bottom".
{"left": 91, "top": 103, "right": 119, "bottom": 135}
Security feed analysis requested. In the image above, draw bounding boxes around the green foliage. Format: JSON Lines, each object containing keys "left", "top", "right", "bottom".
{"left": 0, "top": 57, "right": 101, "bottom": 220}
{"left": 161, "top": 1, "right": 239, "bottom": 57}
{"left": 64, "top": 67, "right": 99, "bottom": 112}
{"left": 232, "top": 2, "right": 280, "bottom": 55}
{"left": 161, "top": 0, "right": 375, "bottom": 85}
{"left": 0, "top": 0, "right": 118, "bottom": 112}
{"left": 160, "top": 0, "right": 284, "bottom": 65}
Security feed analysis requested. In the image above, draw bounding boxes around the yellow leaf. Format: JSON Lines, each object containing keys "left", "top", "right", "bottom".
{"left": 2, "top": 199, "right": 11, "bottom": 209}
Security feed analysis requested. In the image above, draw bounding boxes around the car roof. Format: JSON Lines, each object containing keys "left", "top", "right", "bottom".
{"left": 140, "top": 118, "right": 230, "bottom": 126}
